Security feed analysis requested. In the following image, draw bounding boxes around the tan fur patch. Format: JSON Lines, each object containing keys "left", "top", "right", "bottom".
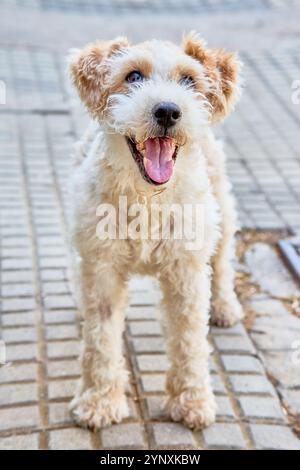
{"left": 182, "top": 31, "right": 241, "bottom": 122}
{"left": 69, "top": 36, "right": 129, "bottom": 115}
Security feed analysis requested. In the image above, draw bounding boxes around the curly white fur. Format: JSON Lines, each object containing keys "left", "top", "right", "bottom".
{"left": 68, "top": 34, "right": 243, "bottom": 430}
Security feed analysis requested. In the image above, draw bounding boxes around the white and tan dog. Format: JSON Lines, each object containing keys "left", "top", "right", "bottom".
{"left": 68, "top": 32, "right": 244, "bottom": 430}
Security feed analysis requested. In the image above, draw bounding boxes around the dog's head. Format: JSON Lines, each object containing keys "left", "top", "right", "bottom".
{"left": 70, "top": 33, "right": 241, "bottom": 186}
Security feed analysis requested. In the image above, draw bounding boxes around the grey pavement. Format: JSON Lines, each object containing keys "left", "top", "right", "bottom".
{"left": 0, "top": 0, "right": 300, "bottom": 450}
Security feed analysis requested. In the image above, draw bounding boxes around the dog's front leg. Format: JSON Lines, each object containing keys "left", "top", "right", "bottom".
{"left": 160, "top": 263, "right": 216, "bottom": 430}
{"left": 70, "top": 259, "right": 129, "bottom": 430}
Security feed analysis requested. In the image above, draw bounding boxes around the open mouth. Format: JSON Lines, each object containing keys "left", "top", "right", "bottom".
{"left": 126, "top": 136, "right": 178, "bottom": 185}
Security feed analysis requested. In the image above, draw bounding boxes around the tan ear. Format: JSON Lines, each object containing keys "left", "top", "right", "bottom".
{"left": 183, "top": 31, "right": 241, "bottom": 123}
{"left": 69, "top": 36, "right": 129, "bottom": 114}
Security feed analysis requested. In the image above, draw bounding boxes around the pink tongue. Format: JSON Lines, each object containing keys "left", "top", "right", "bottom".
{"left": 143, "top": 137, "right": 175, "bottom": 183}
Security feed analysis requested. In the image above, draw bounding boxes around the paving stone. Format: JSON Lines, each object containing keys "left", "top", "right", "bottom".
{"left": 211, "top": 374, "right": 227, "bottom": 394}
{"left": 101, "top": 423, "right": 146, "bottom": 449}
{"left": 38, "top": 236, "right": 65, "bottom": 247}
{"left": 0, "top": 433, "right": 39, "bottom": 450}
{"left": 260, "top": 350, "right": 300, "bottom": 388}
{"left": 48, "top": 378, "right": 77, "bottom": 400}
{"left": 152, "top": 423, "right": 196, "bottom": 448}
{"left": 47, "top": 359, "right": 80, "bottom": 378}
{"left": 214, "top": 335, "right": 256, "bottom": 354}
{"left": 229, "top": 374, "right": 275, "bottom": 395}
{"left": 46, "top": 324, "right": 77, "bottom": 340}
{"left": 1, "top": 297, "right": 36, "bottom": 312}
{"left": 245, "top": 243, "right": 299, "bottom": 298}
{"left": 130, "top": 290, "right": 161, "bottom": 305}
{"left": 40, "top": 257, "right": 68, "bottom": 269}
{"left": 44, "top": 295, "right": 75, "bottom": 310}
{"left": 44, "top": 309, "right": 77, "bottom": 324}
{"left": 221, "top": 355, "right": 264, "bottom": 374}
{"left": 238, "top": 396, "right": 286, "bottom": 421}
{"left": 127, "top": 399, "right": 139, "bottom": 420}
{"left": 202, "top": 423, "right": 247, "bottom": 449}
{"left": 6, "top": 343, "right": 37, "bottom": 361}
{"left": 0, "top": 362, "right": 37, "bottom": 383}
{"left": 253, "top": 314, "right": 300, "bottom": 332}
{"left": 40, "top": 269, "right": 67, "bottom": 282}
{"left": 38, "top": 245, "right": 66, "bottom": 257}
{"left": 209, "top": 356, "right": 218, "bottom": 373}
{"left": 2, "top": 326, "right": 36, "bottom": 343}
{"left": 141, "top": 374, "right": 165, "bottom": 393}
{"left": 0, "top": 382, "right": 38, "bottom": 406}
{"left": 129, "top": 321, "right": 162, "bottom": 337}
{"left": 1, "top": 270, "right": 34, "bottom": 283}
{"left": 249, "top": 297, "right": 292, "bottom": 317}
{"left": 250, "top": 424, "right": 300, "bottom": 450}
{"left": 216, "top": 396, "right": 236, "bottom": 418}
{"left": 1, "top": 312, "right": 37, "bottom": 326}
{"left": 132, "top": 337, "right": 166, "bottom": 353}
{"left": 47, "top": 340, "right": 80, "bottom": 358}
{"left": 49, "top": 401, "right": 73, "bottom": 425}
{"left": 1, "top": 237, "right": 30, "bottom": 248}
{"left": 0, "top": 406, "right": 39, "bottom": 431}
{"left": 145, "top": 396, "right": 166, "bottom": 420}
{"left": 210, "top": 323, "right": 247, "bottom": 336}
{"left": 1, "top": 283, "right": 35, "bottom": 297}
{"left": 250, "top": 329, "right": 298, "bottom": 351}
{"left": 127, "top": 306, "right": 156, "bottom": 320}
{"left": 278, "top": 388, "right": 300, "bottom": 416}
{"left": 49, "top": 428, "right": 92, "bottom": 450}
{"left": 43, "top": 281, "right": 70, "bottom": 295}
{"left": 2, "top": 259, "right": 32, "bottom": 270}
{"left": 136, "top": 355, "right": 169, "bottom": 372}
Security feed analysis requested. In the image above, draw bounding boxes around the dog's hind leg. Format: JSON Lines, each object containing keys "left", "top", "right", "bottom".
{"left": 202, "top": 134, "right": 243, "bottom": 327}
{"left": 70, "top": 258, "right": 130, "bottom": 429}
{"left": 210, "top": 167, "right": 244, "bottom": 327}
{"left": 160, "top": 261, "right": 216, "bottom": 430}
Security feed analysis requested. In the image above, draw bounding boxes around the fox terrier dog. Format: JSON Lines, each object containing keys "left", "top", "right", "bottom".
{"left": 68, "top": 32, "right": 244, "bottom": 430}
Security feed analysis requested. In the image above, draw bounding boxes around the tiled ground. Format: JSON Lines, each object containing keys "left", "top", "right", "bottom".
{"left": 0, "top": 1, "right": 300, "bottom": 451}
{"left": 0, "top": 46, "right": 300, "bottom": 449}
{"left": 1, "top": 0, "right": 299, "bottom": 14}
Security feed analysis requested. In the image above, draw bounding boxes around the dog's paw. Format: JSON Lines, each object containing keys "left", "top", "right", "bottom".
{"left": 167, "top": 388, "right": 216, "bottom": 430}
{"left": 210, "top": 294, "right": 244, "bottom": 328}
{"left": 69, "top": 389, "right": 129, "bottom": 430}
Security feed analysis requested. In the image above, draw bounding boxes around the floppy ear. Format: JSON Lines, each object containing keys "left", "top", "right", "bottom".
{"left": 183, "top": 31, "right": 241, "bottom": 123}
{"left": 69, "top": 36, "right": 129, "bottom": 115}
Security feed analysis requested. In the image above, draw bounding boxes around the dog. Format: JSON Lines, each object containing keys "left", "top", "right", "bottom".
{"left": 68, "top": 32, "right": 244, "bottom": 430}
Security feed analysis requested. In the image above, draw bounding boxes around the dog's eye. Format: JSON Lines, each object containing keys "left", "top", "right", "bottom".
{"left": 126, "top": 71, "right": 144, "bottom": 84}
{"left": 180, "top": 75, "right": 195, "bottom": 87}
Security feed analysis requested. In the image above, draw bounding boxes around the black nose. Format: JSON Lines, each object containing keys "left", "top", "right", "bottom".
{"left": 153, "top": 102, "right": 182, "bottom": 129}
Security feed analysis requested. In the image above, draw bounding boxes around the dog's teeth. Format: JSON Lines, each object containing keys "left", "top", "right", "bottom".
{"left": 137, "top": 142, "right": 145, "bottom": 152}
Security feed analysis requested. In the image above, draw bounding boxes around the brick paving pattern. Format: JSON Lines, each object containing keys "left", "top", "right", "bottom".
{"left": 0, "top": 0, "right": 300, "bottom": 451}
{"left": 1, "top": 0, "right": 299, "bottom": 14}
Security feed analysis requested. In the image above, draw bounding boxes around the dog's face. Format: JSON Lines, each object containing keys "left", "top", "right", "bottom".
{"left": 70, "top": 33, "right": 240, "bottom": 186}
